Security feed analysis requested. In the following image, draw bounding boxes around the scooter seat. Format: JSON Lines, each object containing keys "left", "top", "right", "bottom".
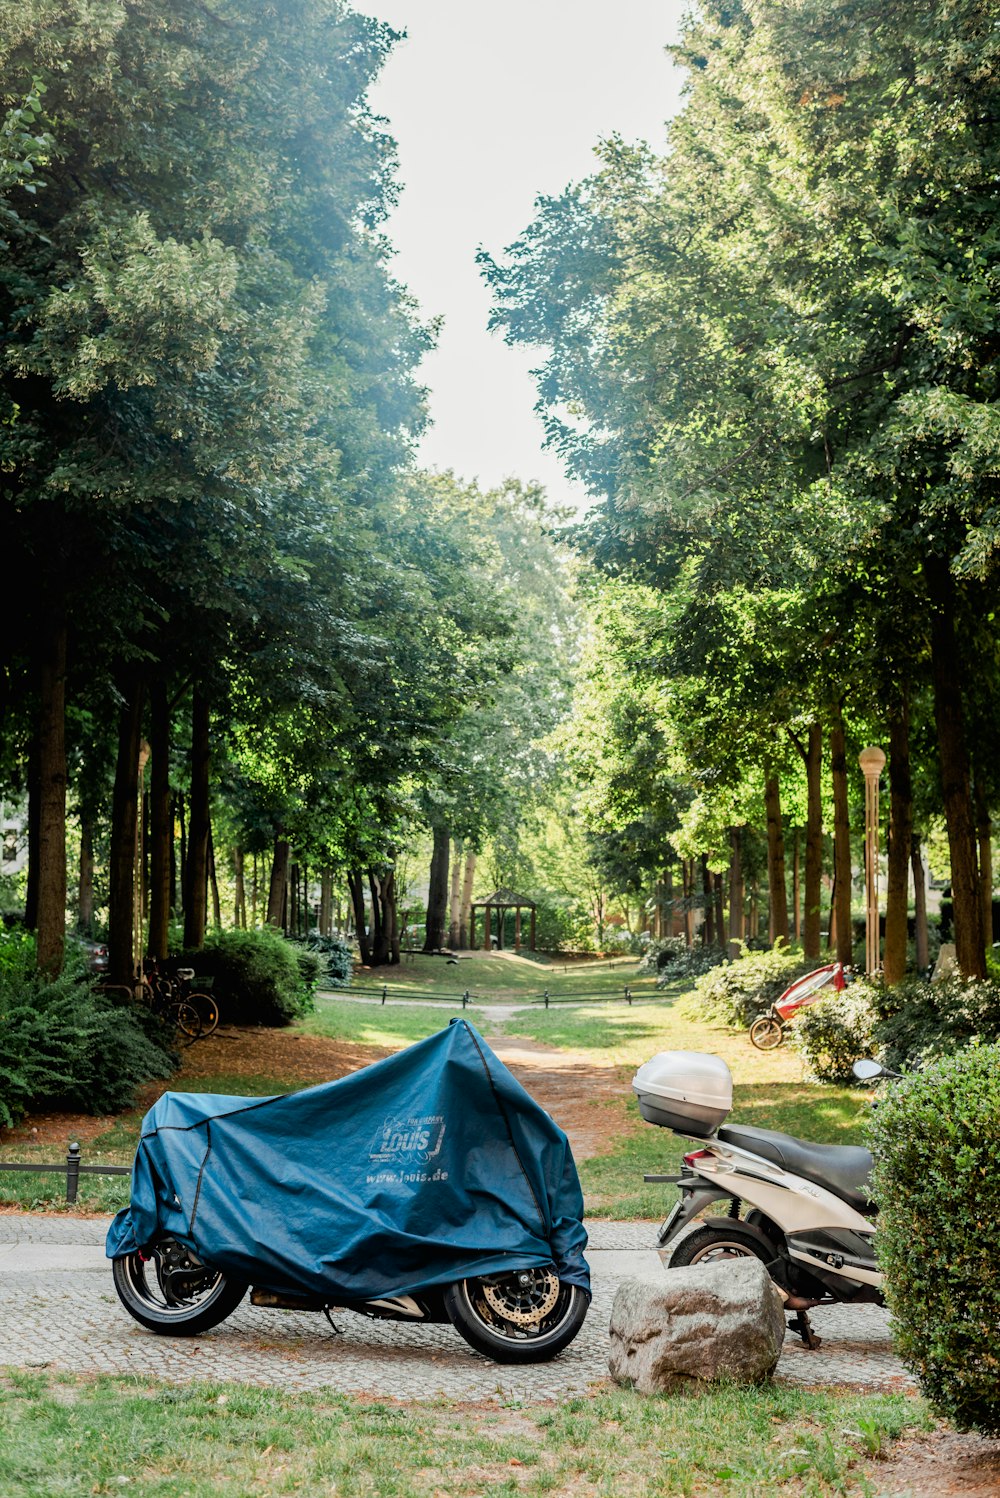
{"left": 717, "top": 1124, "right": 875, "bottom": 1216}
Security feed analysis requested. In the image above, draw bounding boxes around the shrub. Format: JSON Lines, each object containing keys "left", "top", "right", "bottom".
{"left": 180, "top": 926, "right": 317, "bottom": 1026}
{"left": 639, "top": 935, "right": 725, "bottom": 984}
{"left": 792, "top": 988, "right": 877, "bottom": 1083}
{"left": 868, "top": 1044, "right": 1000, "bottom": 1434}
{"left": 867, "top": 974, "right": 1000, "bottom": 1072}
{"left": 690, "top": 943, "right": 813, "bottom": 1027}
{"left": 294, "top": 934, "right": 353, "bottom": 988}
{"left": 0, "top": 945, "right": 176, "bottom": 1127}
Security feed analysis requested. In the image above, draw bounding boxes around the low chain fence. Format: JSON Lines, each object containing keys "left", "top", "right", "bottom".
{"left": 0, "top": 1143, "right": 129, "bottom": 1203}
{"left": 329, "top": 981, "right": 663, "bottom": 1008}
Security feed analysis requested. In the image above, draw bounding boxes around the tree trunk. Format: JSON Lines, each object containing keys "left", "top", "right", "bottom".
{"left": 34, "top": 616, "right": 67, "bottom": 975}
{"left": 684, "top": 859, "right": 695, "bottom": 947}
{"left": 714, "top": 871, "right": 725, "bottom": 950}
{"left": 459, "top": 848, "right": 476, "bottom": 948}
{"left": 319, "top": 868, "right": 332, "bottom": 937}
{"left": 911, "top": 835, "right": 930, "bottom": 972}
{"left": 975, "top": 780, "right": 993, "bottom": 947}
{"left": 884, "top": 703, "right": 914, "bottom": 985}
{"left": 792, "top": 829, "right": 801, "bottom": 942}
{"left": 926, "top": 557, "right": 986, "bottom": 977}
{"left": 24, "top": 735, "right": 39, "bottom": 932}
{"left": 234, "top": 846, "right": 246, "bottom": 929}
{"left": 803, "top": 724, "right": 823, "bottom": 959}
{"left": 148, "top": 679, "right": 172, "bottom": 962}
{"left": 175, "top": 791, "right": 185, "bottom": 916}
{"left": 183, "top": 690, "right": 211, "bottom": 950}
{"left": 764, "top": 773, "right": 789, "bottom": 946}
{"left": 77, "top": 814, "right": 95, "bottom": 935}
{"left": 829, "top": 707, "right": 853, "bottom": 966}
{"left": 208, "top": 820, "right": 222, "bottom": 930}
{"left": 368, "top": 868, "right": 388, "bottom": 964}
{"left": 385, "top": 854, "right": 400, "bottom": 964}
{"left": 267, "top": 837, "right": 290, "bottom": 927}
{"left": 702, "top": 855, "right": 714, "bottom": 946}
{"left": 448, "top": 838, "right": 462, "bottom": 949}
{"left": 728, "top": 829, "right": 744, "bottom": 961}
{"left": 108, "top": 673, "right": 146, "bottom": 985}
{"left": 423, "top": 826, "right": 450, "bottom": 952}
{"left": 348, "top": 869, "right": 371, "bottom": 965}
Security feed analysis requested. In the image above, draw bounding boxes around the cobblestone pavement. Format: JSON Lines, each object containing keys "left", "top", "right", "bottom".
{"left": 0, "top": 1214, "right": 913, "bottom": 1399}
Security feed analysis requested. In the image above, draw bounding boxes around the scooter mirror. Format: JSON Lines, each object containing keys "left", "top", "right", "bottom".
{"left": 852, "top": 1058, "right": 884, "bottom": 1081}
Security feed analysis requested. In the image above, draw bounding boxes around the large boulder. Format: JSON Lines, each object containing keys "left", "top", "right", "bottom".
{"left": 608, "top": 1258, "right": 786, "bottom": 1395}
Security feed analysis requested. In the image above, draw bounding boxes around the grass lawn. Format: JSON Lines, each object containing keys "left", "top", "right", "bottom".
{"left": 0, "top": 1370, "right": 931, "bottom": 1498}
{"left": 343, "top": 950, "right": 658, "bottom": 1001}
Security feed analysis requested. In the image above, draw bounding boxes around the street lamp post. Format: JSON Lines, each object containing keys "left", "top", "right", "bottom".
{"left": 858, "top": 746, "right": 886, "bottom": 975}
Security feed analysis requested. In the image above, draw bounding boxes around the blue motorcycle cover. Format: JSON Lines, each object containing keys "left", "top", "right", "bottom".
{"left": 106, "top": 1019, "right": 590, "bottom": 1301}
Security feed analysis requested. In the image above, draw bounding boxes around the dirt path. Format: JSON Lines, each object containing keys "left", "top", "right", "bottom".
{"left": 0, "top": 1026, "right": 628, "bottom": 1166}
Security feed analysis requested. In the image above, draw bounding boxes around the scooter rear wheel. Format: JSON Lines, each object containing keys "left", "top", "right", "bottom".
{"left": 749, "top": 1015, "right": 784, "bottom": 1050}
{"left": 444, "top": 1269, "right": 588, "bottom": 1363}
{"left": 112, "top": 1238, "right": 247, "bottom": 1335}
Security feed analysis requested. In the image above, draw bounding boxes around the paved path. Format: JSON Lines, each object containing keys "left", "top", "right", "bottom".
{"left": 0, "top": 1215, "right": 912, "bottom": 1400}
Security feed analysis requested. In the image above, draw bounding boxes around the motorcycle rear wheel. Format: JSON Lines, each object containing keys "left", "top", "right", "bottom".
{"left": 749, "top": 1015, "right": 784, "bottom": 1050}
{"left": 444, "top": 1268, "right": 588, "bottom": 1363}
{"left": 112, "top": 1239, "right": 247, "bottom": 1335}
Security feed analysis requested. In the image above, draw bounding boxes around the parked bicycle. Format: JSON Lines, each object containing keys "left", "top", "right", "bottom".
{"left": 141, "top": 960, "right": 219, "bottom": 1040}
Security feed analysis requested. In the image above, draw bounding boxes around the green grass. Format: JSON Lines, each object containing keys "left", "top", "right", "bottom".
{"left": 341, "top": 950, "right": 657, "bottom": 1000}
{"left": 302, "top": 995, "right": 463, "bottom": 1048}
{"left": 0, "top": 1370, "right": 931, "bottom": 1498}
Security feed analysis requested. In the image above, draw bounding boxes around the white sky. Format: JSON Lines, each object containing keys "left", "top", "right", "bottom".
{"left": 367, "top": 1, "right": 689, "bottom": 513}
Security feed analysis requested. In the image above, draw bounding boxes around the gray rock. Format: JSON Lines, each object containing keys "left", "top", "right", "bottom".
{"left": 608, "top": 1258, "right": 786, "bottom": 1395}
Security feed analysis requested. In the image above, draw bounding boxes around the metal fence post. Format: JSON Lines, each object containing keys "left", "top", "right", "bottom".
{"left": 544, "top": 989, "right": 549, "bottom": 1009}
{"left": 381, "top": 985, "right": 387, "bottom": 1006}
{"left": 625, "top": 986, "right": 632, "bottom": 1005}
{"left": 462, "top": 990, "right": 469, "bottom": 1009}
{"left": 66, "top": 1141, "right": 81, "bottom": 1204}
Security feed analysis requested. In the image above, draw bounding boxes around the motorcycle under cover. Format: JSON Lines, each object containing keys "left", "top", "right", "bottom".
{"left": 106, "top": 1019, "right": 590, "bottom": 1301}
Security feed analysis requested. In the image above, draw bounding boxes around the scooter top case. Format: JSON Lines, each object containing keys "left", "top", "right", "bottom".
{"left": 632, "top": 1051, "right": 732, "bottom": 1138}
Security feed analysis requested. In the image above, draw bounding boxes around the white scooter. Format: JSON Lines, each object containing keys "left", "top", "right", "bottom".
{"left": 633, "top": 1052, "right": 890, "bottom": 1348}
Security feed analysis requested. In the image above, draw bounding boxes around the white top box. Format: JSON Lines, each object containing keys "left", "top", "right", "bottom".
{"left": 632, "top": 1051, "right": 733, "bottom": 1137}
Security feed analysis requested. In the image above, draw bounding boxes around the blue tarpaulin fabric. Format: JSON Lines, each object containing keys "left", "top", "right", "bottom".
{"left": 106, "top": 1019, "right": 590, "bottom": 1301}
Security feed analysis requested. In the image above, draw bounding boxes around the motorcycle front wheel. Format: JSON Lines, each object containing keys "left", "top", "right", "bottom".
{"left": 443, "top": 1267, "right": 588, "bottom": 1363}
{"left": 112, "top": 1238, "right": 248, "bottom": 1335}
{"left": 749, "top": 1015, "right": 784, "bottom": 1050}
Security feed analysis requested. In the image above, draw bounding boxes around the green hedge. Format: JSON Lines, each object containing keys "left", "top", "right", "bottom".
{"left": 180, "top": 926, "right": 317, "bottom": 1026}
{"left": 791, "top": 991, "right": 877, "bottom": 1083}
{"left": 868, "top": 1045, "right": 1000, "bottom": 1433}
{"left": 0, "top": 930, "right": 176, "bottom": 1128}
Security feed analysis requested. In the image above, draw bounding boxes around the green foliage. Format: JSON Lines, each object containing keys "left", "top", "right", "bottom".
{"left": 640, "top": 935, "right": 725, "bottom": 984}
{"left": 291, "top": 935, "right": 353, "bottom": 990}
{"left": 868, "top": 1045, "right": 1000, "bottom": 1433}
{"left": 867, "top": 974, "right": 1000, "bottom": 1072}
{"left": 183, "top": 927, "right": 317, "bottom": 1027}
{"left": 792, "top": 992, "right": 877, "bottom": 1084}
{"left": 692, "top": 944, "right": 812, "bottom": 1028}
{"left": 0, "top": 943, "right": 175, "bottom": 1127}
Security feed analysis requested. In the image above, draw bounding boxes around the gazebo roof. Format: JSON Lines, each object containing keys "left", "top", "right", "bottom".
{"left": 473, "top": 888, "right": 537, "bottom": 909}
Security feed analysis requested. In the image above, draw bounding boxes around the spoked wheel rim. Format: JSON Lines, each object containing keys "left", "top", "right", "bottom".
{"left": 685, "top": 1237, "right": 762, "bottom": 1264}
{"left": 119, "top": 1241, "right": 229, "bottom": 1321}
{"left": 749, "top": 1016, "right": 784, "bottom": 1050}
{"left": 167, "top": 1000, "right": 202, "bottom": 1042}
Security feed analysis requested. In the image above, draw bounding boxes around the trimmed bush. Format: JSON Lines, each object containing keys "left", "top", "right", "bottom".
{"left": 690, "top": 943, "right": 813, "bottom": 1028}
{"left": 868, "top": 1045, "right": 1000, "bottom": 1434}
{"left": 0, "top": 935, "right": 176, "bottom": 1127}
{"left": 792, "top": 989, "right": 877, "bottom": 1083}
{"left": 181, "top": 926, "right": 317, "bottom": 1026}
{"left": 867, "top": 974, "right": 1000, "bottom": 1072}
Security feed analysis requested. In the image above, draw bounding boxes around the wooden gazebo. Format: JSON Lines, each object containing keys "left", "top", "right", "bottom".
{"left": 471, "top": 888, "right": 537, "bottom": 951}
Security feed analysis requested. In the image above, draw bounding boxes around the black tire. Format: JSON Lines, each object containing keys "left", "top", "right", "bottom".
{"left": 668, "top": 1220, "right": 778, "bottom": 1271}
{"left": 167, "top": 999, "right": 201, "bottom": 1042}
{"left": 749, "top": 1015, "right": 784, "bottom": 1051}
{"left": 444, "top": 1268, "right": 588, "bottom": 1364}
{"left": 188, "top": 991, "right": 219, "bottom": 1037}
{"left": 112, "top": 1239, "right": 247, "bottom": 1335}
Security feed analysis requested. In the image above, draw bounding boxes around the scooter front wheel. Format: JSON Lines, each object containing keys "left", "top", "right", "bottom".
{"left": 749, "top": 1015, "right": 784, "bottom": 1050}
{"left": 444, "top": 1268, "right": 588, "bottom": 1363}
{"left": 112, "top": 1238, "right": 248, "bottom": 1335}
{"left": 668, "top": 1220, "right": 776, "bottom": 1271}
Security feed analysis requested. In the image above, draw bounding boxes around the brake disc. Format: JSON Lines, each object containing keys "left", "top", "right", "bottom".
{"left": 482, "top": 1268, "right": 560, "bottom": 1327}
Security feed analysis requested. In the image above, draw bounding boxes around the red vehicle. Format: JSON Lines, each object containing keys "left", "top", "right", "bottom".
{"left": 748, "top": 962, "right": 847, "bottom": 1050}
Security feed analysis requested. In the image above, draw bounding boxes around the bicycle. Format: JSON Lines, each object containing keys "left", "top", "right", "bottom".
{"left": 96, "top": 971, "right": 201, "bottom": 1044}
{"left": 141, "top": 961, "right": 218, "bottom": 1041}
